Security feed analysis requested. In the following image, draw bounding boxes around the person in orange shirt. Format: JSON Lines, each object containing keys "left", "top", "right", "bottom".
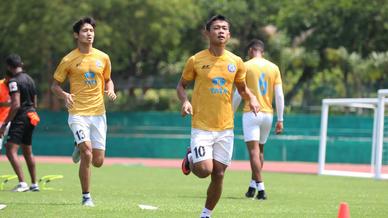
{"left": 233, "top": 39, "right": 285, "bottom": 200}
{"left": 177, "top": 15, "right": 259, "bottom": 218}
{"left": 51, "top": 17, "right": 116, "bottom": 207}
{"left": 0, "top": 78, "right": 11, "bottom": 154}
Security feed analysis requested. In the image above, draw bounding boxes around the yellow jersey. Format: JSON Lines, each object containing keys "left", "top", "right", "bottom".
{"left": 53, "top": 48, "right": 111, "bottom": 115}
{"left": 242, "top": 57, "right": 282, "bottom": 113}
{"left": 182, "top": 49, "right": 246, "bottom": 131}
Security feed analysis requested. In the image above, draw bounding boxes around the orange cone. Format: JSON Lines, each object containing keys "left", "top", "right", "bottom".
{"left": 337, "top": 202, "right": 350, "bottom": 218}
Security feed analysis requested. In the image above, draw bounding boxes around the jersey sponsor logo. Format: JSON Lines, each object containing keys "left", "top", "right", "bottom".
{"left": 84, "top": 71, "right": 97, "bottom": 86}
{"left": 258, "top": 73, "right": 267, "bottom": 95}
{"left": 96, "top": 60, "right": 103, "bottom": 68}
{"left": 227, "top": 63, "right": 236, "bottom": 73}
{"left": 210, "top": 77, "right": 228, "bottom": 94}
{"left": 8, "top": 81, "right": 18, "bottom": 92}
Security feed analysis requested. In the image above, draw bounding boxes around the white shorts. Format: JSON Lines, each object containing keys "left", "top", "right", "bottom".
{"left": 242, "top": 112, "right": 273, "bottom": 144}
{"left": 68, "top": 114, "right": 107, "bottom": 150}
{"left": 0, "top": 122, "right": 10, "bottom": 150}
{"left": 190, "top": 128, "right": 234, "bottom": 166}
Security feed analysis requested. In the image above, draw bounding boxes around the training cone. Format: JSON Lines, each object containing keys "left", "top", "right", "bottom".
{"left": 337, "top": 202, "right": 350, "bottom": 218}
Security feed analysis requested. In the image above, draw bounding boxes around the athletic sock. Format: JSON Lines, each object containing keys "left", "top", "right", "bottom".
{"left": 200, "top": 207, "right": 212, "bottom": 217}
{"left": 19, "top": 182, "right": 28, "bottom": 187}
{"left": 82, "top": 192, "right": 91, "bottom": 199}
{"left": 256, "top": 181, "right": 265, "bottom": 191}
{"left": 249, "top": 180, "right": 256, "bottom": 189}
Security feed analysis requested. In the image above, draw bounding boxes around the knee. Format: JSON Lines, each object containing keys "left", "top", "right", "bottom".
{"left": 212, "top": 169, "right": 225, "bottom": 180}
{"left": 92, "top": 159, "right": 104, "bottom": 168}
{"left": 193, "top": 165, "right": 212, "bottom": 178}
{"left": 80, "top": 149, "right": 92, "bottom": 162}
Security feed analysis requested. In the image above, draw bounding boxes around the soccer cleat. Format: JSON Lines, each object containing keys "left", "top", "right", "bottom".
{"left": 72, "top": 142, "right": 80, "bottom": 164}
{"left": 29, "top": 184, "right": 40, "bottom": 192}
{"left": 82, "top": 197, "right": 95, "bottom": 207}
{"left": 245, "top": 187, "right": 256, "bottom": 198}
{"left": 181, "top": 147, "right": 191, "bottom": 175}
{"left": 12, "top": 183, "right": 29, "bottom": 192}
{"left": 256, "top": 190, "right": 267, "bottom": 200}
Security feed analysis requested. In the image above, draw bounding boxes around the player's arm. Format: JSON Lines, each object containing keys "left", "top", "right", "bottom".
{"left": 51, "top": 79, "right": 74, "bottom": 109}
{"left": 0, "top": 92, "right": 20, "bottom": 136}
{"left": 176, "top": 78, "right": 192, "bottom": 117}
{"left": 34, "top": 95, "right": 38, "bottom": 109}
{"left": 274, "top": 84, "right": 284, "bottom": 134}
{"left": 0, "top": 102, "right": 10, "bottom": 107}
{"left": 104, "top": 79, "right": 116, "bottom": 101}
{"left": 235, "top": 81, "right": 260, "bottom": 115}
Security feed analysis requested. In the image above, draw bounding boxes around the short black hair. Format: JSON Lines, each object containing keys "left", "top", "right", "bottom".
{"left": 73, "top": 16, "right": 96, "bottom": 33}
{"left": 205, "top": 14, "right": 230, "bottom": 31}
{"left": 247, "top": 39, "right": 265, "bottom": 52}
{"left": 5, "top": 54, "right": 23, "bottom": 68}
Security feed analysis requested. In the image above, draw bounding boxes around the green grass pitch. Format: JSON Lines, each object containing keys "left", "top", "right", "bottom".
{"left": 0, "top": 162, "right": 387, "bottom": 217}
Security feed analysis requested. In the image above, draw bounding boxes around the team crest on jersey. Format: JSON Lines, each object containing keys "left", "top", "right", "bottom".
{"left": 96, "top": 60, "right": 103, "bottom": 68}
{"left": 227, "top": 64, "right": 236, "bottom": 73}
{"left": 8, "top": 81, "right": 18, "bottom": 92}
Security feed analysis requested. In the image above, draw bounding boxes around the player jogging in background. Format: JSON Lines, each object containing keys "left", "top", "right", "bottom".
{"left": 51, "top": 17, "right": 116, "bottom": 207}
{"left": 0, "top": 78, "right": 10, "bottom": 154}
{"left": 232, "top": 39, "right": 284, "bottom": 200}
{"left": 177, "top": 15, "right": 259, "bottom": 218}
{"left": 0, "top": 54, "right": 40, "bottom": 192}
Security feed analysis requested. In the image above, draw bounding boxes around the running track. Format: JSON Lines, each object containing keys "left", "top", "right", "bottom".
{"left": 1, "top": 156, "right": 387, "bottom": 175}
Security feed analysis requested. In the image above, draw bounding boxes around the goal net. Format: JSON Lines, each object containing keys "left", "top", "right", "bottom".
{"left": 318, "top": 89, "right": 388, "bottom": 179}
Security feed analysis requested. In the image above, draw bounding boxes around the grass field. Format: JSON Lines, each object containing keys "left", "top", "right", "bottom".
{"left": 0, "top": 162, "right": 387, "bottom": 217}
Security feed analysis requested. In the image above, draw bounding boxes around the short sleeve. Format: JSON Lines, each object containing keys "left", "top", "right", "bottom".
{"left": 181, "top": 56, "right": 195, "bottom": 81}
{"left": 274, "top": 66, "right": 282, "bottom": 84}
{"left": 53, "top": 58, "right": 69, "bottom": 83}
{"left": 8, "top": 79, "right": 18, "bottom": 93}
{"left": 234, "top": 57, "right": 246, "bottom": 83}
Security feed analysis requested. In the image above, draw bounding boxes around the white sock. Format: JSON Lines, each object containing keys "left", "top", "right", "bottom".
{"left": 30, "top": 183, "right": 38, "bottom": 187}
{"left": 257, "top": 182, "right": 265, "bottom": 191}
{"left": 188, "top": 153, "right": 193, "bottom": 163}
{"left": 83, "top": 193, "right": 91, "bottom": 199}
{"left": 249, "top": 180, "right": 256, "bottom": 189}
{"left": 200, "top": 207, "right": 212, "bottom": 217}
{"left": 19, "top": 182, "right": 28, "bottom": 187}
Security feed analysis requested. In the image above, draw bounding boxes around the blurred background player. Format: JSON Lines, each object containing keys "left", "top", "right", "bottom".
{"left": 0, "top": 54, "right": 40, "bottom": 192}
{"left": 0, "top": 77, "right": 10, "bottom": 154}
{"left": 177, "top": 15, "right": 259, "bottom": 218}
{"left": 233, "top": 39, "right": 284, "bottom": 200}
{"left": 51, "top": 17, "right": 116, "bottom": 207}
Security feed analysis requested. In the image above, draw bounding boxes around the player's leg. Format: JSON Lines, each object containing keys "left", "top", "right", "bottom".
{"left": 68, "top": 115, "right": 94, "bottom": 206}
{"left": 255, "top": 113, "right": 273, "bottom": 200}
{"left": 21, "top": 119, "right": 39, "bottom": 191}
{"left": 242, "top": 112, "right": 262, "bottom": 198}
{"left": 189, "top": 128, "right": 214, "bottom": 178}
{"left": 201, "top": 129, "right": 233, "bottom": 217}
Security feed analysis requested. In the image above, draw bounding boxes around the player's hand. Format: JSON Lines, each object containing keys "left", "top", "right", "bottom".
{"left": 0, "top": 124, "right": 6, "bottom": 137}
{"left": 105, "top": 90, "right": 117, "bottom": 101}
{"left": 275, "top": 121, "right": 283, "bottom": 135}
{"left": 65, "top": 93, "right": 75, "bottom": 109}
{"left": 249, "top": 97, "right": 260, "bottom": 116}
{"left": 181, "top": 100, "right": 193, "bottom": 117}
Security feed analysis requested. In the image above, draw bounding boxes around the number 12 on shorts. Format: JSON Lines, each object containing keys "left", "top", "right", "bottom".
{"left": 194, "top": 146, "right": 206, "bottom": 158}
{"left": 75, "top": 129, "right": 85, "bottom": 141}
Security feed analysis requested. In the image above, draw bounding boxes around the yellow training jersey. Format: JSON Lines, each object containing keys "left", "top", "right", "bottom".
{"left": 53, "top": 48, "right": 111, "bottom": 115}
{"left": 243, "top": 57, "right": 282, "bottom": 113}
{"left": 182, "top": 49, "right": 246, "bottom": 131}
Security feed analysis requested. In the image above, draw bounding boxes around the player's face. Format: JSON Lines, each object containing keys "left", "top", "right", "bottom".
{"left": 207, "top": 20, "right": 230, "bottom": 46}
{"left": 75, "top": 23, "right": 94, "bottom": 45}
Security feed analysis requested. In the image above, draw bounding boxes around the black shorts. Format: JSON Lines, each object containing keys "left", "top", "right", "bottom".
{"left": 7, "top": 113, "right": 35, "bottom": 145}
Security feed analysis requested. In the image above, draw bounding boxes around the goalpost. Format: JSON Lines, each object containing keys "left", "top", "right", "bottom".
{"left": 318, "top": 89, "right": 388, "bottom": 179}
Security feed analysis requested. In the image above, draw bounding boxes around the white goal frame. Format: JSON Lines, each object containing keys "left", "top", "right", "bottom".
{"left": 318, "top": 89, "right": 388, "bottom": 179}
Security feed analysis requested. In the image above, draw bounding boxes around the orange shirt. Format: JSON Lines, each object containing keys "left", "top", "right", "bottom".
{"left": 0, "top": 79, "right": 10, "bottom": 122}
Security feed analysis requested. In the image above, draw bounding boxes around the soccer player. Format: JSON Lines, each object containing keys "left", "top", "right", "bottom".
{"left": 0, "top": 77, "right": 11, "bottom": 154}
{"left": 232, "top": 39, "right": 284, "bottom": 200}
{"left": 0, "top": 54, "right": 40, "bottom": 192}
{"left": 51, "top": 17, "right": 116, "bottom": 207}
{"left": 177, "top": 15, "right": 260, "bottom": 218}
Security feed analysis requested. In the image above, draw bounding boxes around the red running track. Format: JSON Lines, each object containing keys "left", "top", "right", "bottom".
{"left": 1, "top": 156, "right": 387, "bottom": 175}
